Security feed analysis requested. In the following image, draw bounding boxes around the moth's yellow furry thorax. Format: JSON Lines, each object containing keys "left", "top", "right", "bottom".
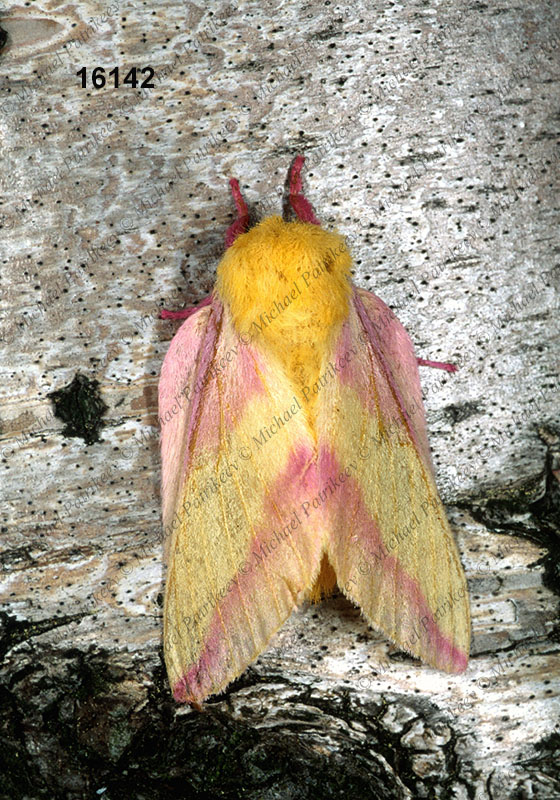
{"left": 216, "top": 215, "right": 353, "bottom": 401}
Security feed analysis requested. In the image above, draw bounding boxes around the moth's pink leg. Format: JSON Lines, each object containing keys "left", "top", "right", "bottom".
{"left": 289, "top": 154, "right": 321, "bottom": 225}
{"left": 160, "top": 294, "right": 212, "bottom": 320}
{"left": 225, "top": 177, "right": 250, "bottom": 247}
{"left": 417, "top": 358, "right": 457, "bottom": 373}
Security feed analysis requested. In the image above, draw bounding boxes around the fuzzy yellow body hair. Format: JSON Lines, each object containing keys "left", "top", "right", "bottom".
{"left": 216, "top": 215, "right": 352, "bottom": 417}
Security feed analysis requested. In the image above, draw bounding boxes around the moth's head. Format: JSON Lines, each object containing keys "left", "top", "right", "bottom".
{"left": 217, "top": 213, "right": 352, "bottom": 287}
{"left": 215, "top": 215, "right": 353, "bottom": 334}
{"left": 214, "top": 156, "right": 353, "bottom": 334}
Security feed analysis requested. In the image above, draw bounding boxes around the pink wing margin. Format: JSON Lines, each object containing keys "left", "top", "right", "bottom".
{"left": 354, "top": 287, "right": 434, "bottom": 471}
{"left": 158, "top": 299, "right": 220, "bottom": 560}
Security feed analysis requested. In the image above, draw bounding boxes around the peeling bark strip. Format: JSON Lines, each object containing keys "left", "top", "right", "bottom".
{"left": 1, "top": 0, "right": 559, "bottom": 797}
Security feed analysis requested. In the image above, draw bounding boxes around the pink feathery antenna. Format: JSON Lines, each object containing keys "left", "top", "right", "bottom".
{"left": 224, "top": 153, "right": 320, "bottom": 248}
{"left": 224, "top": 177, "right": 250, "bottom": 248}
{"left": 288, "top": 154, "right": 321, "bottom": 225}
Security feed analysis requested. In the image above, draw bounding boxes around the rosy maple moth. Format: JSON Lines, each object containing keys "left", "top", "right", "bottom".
{"left": 159, "top": 155, "right": 470, "bottom": 706}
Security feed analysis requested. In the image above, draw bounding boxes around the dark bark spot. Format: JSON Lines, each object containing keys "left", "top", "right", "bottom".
{"left": 48, "top": 373, "right": 108, "bottom": 445}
